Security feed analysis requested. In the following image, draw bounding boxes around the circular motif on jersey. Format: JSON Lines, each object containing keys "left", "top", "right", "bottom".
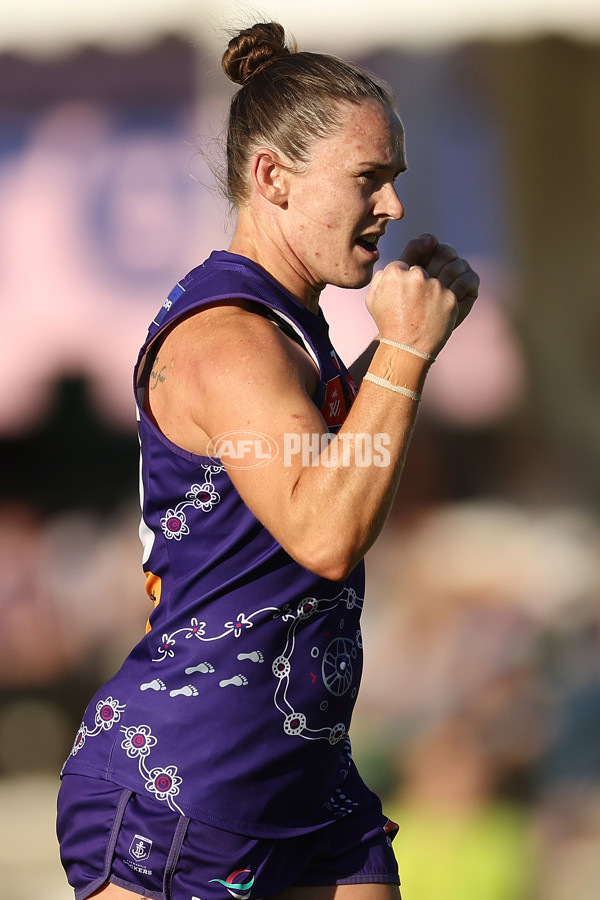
{"left": 297, "top": 598, "right": 318, "bottom": 619}
{"left": 121, "top": 724, "right": 157, "bottom": 759}
{"left": 161, "top": 510, "right": 190, "bottom": 541}
{"left": 311, "top": 647, "right": 319, "bottom": 658}
{"left": 145, "top": 765, "right": 182, "bottom": 801}
{"left": 283, "top": 712, "right": 307, "bottom": 736}
{"left": 272, "top": 656, "right": 291, "bottom": 678}
{"left": 71, "top": 725, "right": 86, "bottom": 755}
{"left": 322, "top": 637, "right": 354, "bottom": 696}
{"left": 188, "top": 483, "right": 220, "bottom": 512}
{"left": 95, "top": 697, "right": 124, "bottom": 729}
{"left": 329, "top": 722, "right": 347, "bottom": 744}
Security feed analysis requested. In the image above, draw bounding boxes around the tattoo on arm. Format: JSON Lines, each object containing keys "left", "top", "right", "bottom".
{"left": 150, "top": 356, "right": 166, "bottom": 391}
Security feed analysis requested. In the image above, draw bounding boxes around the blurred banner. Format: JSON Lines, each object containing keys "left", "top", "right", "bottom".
{"left": 1, "top": 0, "right": 600, "bottom": 53}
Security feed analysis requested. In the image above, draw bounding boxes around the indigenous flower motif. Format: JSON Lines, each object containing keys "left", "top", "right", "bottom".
{"left": 158, "top": 634, "right": 176, "bottom": 658}
{"left": 345, "top": 589, "right": 357, "bottom": 609}
{"left": 185, "top": 617, "right": 206, "bottom": 639}
{"left": 71, "top": 724, "right": 87, "bottom": 755}
{"left": 121, "top": 724, "right": 157, "bottom": 759}
{"left": 187, "top": 483, "right": 221, "bottom": 512}
{"left": 161, "top": 509, "right": 190, "bottom": 541}
{"left": 275, "top": 603, "right": 294, "bottom": 622}
{"left": 145, "top": 765, "right": 182, "bottom": 802}
{"left": 95, "top": 697, "right": 126, "bottom": 730}
{"left": 225, "top": 613, "right": 253, "bottom": 637}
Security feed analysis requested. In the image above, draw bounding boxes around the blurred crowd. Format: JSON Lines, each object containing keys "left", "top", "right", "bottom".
{"left": 1, "top": 490, "right": 600, "bottom": 899}
{"left": 360, "top": 500, "right": 600, "bottom": 900}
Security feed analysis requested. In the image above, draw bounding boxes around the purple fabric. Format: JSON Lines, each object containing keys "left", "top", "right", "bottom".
{"left": 57, "top": 774, "right": 400, "bottom": 900}
{"left": 61, "top": 251, "right": 368, "bottom": 836}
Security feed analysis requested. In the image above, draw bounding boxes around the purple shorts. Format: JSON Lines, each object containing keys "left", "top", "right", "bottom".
{"left": 57, "top": 774, "right": 400, "bottom": 900}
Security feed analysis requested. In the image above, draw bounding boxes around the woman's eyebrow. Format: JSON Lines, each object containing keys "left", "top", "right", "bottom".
{"left": 356, "top": 160, "right": 408, "bottom": 174}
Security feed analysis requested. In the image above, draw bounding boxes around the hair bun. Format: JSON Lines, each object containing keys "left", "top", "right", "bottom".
{"left": 222, "top": 22, "right": 294, "bottom": 85}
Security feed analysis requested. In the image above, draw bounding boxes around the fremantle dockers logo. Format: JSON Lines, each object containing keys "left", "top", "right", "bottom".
{"left": 129, "top": 834, "right": 153, "bottom": 861}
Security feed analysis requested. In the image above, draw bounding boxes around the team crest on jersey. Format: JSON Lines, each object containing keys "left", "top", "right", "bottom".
{"left": 129, "top": 833, "right": 153, "bottom": 861}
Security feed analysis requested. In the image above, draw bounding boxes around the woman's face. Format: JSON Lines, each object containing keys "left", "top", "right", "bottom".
{"left": 282, "top": 100, "right": 406, "bottom": 293}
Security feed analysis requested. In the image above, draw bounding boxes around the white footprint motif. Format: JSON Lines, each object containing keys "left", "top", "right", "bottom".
{"left": 169, "top": 684, "right": 199, "bottom": 698}
{"left": 237, "top": 651, "right": 264, "bottom": 663}
{"left": 140, "top": 679, "right": 166, "bottom": 692}
{"left": 184, "top": 661, "right": 215, "bottom": 675}
{"left": 219, "top": 675, "right": 248, "bottom": 688}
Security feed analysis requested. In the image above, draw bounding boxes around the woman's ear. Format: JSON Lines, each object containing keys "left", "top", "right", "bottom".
{"left": 251, "top": 149, "right": 291, "bottom": 207}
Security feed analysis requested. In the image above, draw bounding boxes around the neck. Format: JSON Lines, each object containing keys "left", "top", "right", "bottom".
{"left": 228, "top": 210, "right": 323, "bottom": 314}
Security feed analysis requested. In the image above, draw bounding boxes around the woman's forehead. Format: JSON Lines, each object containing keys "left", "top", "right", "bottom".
{"left": 317, "top": 100, "right": 406, "bottom": 169}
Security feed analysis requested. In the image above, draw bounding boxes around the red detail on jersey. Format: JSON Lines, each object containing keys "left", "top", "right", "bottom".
{"left": 384, "top": 818, "right": 400, "bottom": 835}
{"left": 321, "top": 376, "right": 347, "bottom": 427}
{"left": 345, "top": 372, "right": 358, "bottom": 399}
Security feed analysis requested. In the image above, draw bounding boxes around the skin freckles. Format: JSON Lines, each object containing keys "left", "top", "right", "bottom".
{"left": 231, "top": 99, "right": 407, "bottom": 313}
{"left": 280, "top": 100, "right": 406, "bottom": 302}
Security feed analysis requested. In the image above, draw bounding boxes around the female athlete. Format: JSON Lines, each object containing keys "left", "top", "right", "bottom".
{"left": 57, "top": 21, "right": 479, "bottom": 900}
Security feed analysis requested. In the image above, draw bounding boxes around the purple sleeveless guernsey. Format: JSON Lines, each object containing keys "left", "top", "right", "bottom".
{"left": 62, "top": 251, "right": 370, "bottom": 837}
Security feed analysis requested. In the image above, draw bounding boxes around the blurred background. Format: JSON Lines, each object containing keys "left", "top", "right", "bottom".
{"left": 1, "top": 1, "right": 600, "bottom": 897}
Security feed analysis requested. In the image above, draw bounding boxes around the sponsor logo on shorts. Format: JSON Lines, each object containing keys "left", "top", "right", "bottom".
{"left": 129, "top": 833, "right": 153, "bottom": 861}
{"left": 209, "top": 868, "right": 255, "bottom": 899}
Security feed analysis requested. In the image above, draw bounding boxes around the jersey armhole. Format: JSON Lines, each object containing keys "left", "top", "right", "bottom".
{"left": 136, "top": 298, "right": 322, "bottom": 410}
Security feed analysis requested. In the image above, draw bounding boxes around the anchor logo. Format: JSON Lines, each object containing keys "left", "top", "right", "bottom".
{"left": 129, "top": 834, "right": 153, "bottom": 861}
